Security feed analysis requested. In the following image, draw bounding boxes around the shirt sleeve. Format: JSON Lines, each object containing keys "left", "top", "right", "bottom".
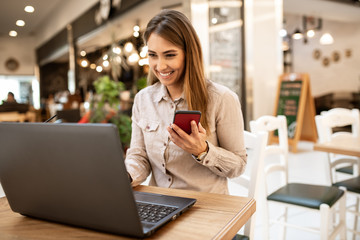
{"left": 199, "top": 89, "right": 247, "bottom": 178}
{"left": 124, "top": 93, "right": 152, "bottom": 186}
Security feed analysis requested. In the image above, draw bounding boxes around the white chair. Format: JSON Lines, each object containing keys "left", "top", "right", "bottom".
{"left": 315, "top": 108, "right": 360, "bottom": 239}
{"left": 250, "top": 115, "right": 346, "bottom": 240}
{"left": 317, "top": 108, "right": 360, "bottom": 180}
{"left": 228, "top": 130, "right": 268, "bottom": 240}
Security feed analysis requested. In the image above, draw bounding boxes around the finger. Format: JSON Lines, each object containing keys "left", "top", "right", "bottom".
{"left": 190, "top": 120, "right": 199, "bottom": 135}
{"left": 171, "top": 123, "right": 188, "bottom": 138}
{"left": 167, "top": 126, "right": 173, "bottom": 135}
{"left": 198, "top": 122, "right": 206, "bottom": 135}
{"left": 167, "top": 126, "right": 178, "bottom": 141}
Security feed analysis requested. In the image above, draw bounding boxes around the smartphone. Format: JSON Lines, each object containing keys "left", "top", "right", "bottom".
{"left": 172, "top": 110, "right": 201, "bottom": 134}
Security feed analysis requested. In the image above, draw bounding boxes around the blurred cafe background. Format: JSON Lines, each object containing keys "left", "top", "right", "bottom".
{"left": 0, "top": 0, "right": 359, "bottom": 128}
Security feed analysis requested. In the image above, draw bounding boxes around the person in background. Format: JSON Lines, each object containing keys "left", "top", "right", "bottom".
{"left": 125, "top": 9, "right": 247, "bottom": 194}
{"left": 2, "top": 92, "right": 17, "bottom": 104}
{"left": 2, "top": 92, "right": 17, "bottom": 105}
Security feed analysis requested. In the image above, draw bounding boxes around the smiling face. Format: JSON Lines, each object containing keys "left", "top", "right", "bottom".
{"left": 147, "top": 33, "right": 185, "bottom": 98}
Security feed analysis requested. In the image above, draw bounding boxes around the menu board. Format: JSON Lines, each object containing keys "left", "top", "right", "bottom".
{"left": 276, "top": 80, "right": 302, "bottom": 139}
{"left": 272, "top": 73, "right": 317, "bottom": 152}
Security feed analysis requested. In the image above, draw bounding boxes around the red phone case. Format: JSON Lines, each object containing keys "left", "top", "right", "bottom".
{"left": 173, "top": 110, "right": 201, "bottom": 134}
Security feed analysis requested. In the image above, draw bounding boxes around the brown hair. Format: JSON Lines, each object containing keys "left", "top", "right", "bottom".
{"left": 143, "top": 9, "right": 209, "bottom": 132}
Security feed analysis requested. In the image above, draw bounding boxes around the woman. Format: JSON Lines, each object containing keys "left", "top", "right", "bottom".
{"left": 125, "top": 9, "right": 246, "bottom": 194}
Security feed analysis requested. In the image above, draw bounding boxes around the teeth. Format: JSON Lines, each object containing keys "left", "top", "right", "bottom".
{"left": 159, "top": 72, "right": 172, "bottom": 76}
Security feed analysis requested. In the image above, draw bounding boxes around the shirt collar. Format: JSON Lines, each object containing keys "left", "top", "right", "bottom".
{"left": 153, "top": 82, "right": 185, "bottom": 103}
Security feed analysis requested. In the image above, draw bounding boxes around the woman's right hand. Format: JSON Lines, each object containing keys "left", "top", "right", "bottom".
{"left": 167, "top": 120, "right": 207, "bottom": 156}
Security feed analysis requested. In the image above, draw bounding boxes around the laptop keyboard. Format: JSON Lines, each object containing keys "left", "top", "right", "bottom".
{"left": 137, "top": 202, "right": 178, "bottom": 223}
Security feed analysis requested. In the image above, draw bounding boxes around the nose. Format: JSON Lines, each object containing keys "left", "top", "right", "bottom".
{"left": 156, "top": 57, "right": 167, "bottom": 71}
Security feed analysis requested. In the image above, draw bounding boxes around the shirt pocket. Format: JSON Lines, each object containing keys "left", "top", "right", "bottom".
{"left": 138, "top": 119, "right": 159, "bottom": 132}
{"left": 138, "top": 119, "right": 160, "bottom": 150}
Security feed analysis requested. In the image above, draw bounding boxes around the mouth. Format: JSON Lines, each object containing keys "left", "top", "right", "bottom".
{"left": 158, "top": 71, "right": 174, "bottom": 77}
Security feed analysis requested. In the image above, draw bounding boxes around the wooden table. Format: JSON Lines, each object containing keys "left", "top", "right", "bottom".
{"left": 0, "top": 185, "right": 255, "bottom": 240}
{"left": 313, "top": 136, "right": 360, "bottom": 157}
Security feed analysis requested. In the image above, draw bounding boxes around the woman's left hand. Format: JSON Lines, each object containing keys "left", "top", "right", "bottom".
{"left": 167, "top": 120, "right": 207, "bottom": 156}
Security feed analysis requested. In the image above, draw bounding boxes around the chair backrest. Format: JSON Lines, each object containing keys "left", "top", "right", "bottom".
{"left": 315, "top": 108, "right": 360, "bottom": 182}
{"left": 250, "top": 115, "right": 289, "bottom": 192}
{"left": 316, "top": 108, "right": 359, "bottom": 143}
{"left": 228, "top": 130, "right": 268, "bottom": 238}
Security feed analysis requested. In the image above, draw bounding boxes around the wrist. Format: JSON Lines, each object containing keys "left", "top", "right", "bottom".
{"left": 196, "top": 141, "right": 208, "bottom": 156}
{"left": 192, "top": 141, "right": 209, "bottom": 162}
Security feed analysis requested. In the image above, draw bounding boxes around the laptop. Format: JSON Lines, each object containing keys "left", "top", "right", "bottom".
{"left": 0, "top": 122, "right": 196, "bottom": 238}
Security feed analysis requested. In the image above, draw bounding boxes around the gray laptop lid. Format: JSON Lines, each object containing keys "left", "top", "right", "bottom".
{"left": 0, "top": 122, "right": 196, "bottom": 238}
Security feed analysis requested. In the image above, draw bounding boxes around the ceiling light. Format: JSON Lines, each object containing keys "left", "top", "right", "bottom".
{"left": 306, "top": 30, "right": 315, "bottom": 38}
{"left": 24, "top": 6, "right": 35, "bottom": 13}
{"left": 133, "top": 31, "right": 139, "bottom": 38}
{"left": 9, "top": 31, "right": 17, "bottom": 37}
{"left": 124, "top": 42, "right": 133, "bottom": 53}
{"left": 16, "top": 20, "right": 25, "bottom": 27}
{"left": 140, "top": 51, "right": 147, "bottom": 58}
{"left": 133, "top": 25, "right": 140, "bottom": 32}
{"left": 103, "top": 60, "right": 110, "bottom": 68}
{"left": 112, "top": 47, "right": 121, "bottom": 54}
{"left": 320, "top": 33, "right": 334, "bottom": 45}
{"left": 90, "top": 63, "right": 96, "bottom": 69}
{"left": 128, "top": 53, "right": 140, "bottom": 64}
{"left": 292, "top": 29, "right": 303, "bottom": 40}
{"left": 96, "top": 66, "right": 103, "bottom": 72}
{"left": 80, "top": 51, "right": 86, "bottom": 57}
{"left": 279, "top": 29, "right": 287, "bottom": 38}
{"left": 80, "top": 59, "right": 89, "bottom": 68}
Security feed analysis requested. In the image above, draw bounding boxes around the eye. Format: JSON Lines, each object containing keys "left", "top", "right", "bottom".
{"left": 166, "top": 54, "right": 176, "bottom": 58}
{"left": 148, "top": 53, "right": 157, "bottom": 58}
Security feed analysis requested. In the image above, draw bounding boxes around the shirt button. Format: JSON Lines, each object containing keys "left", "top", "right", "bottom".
{"left": 162, "top": 163, "right": 165, "bottom": 167}
{"left": 163, "top": 143, "right": 166, "bottom": 146}
{"left": 171, "top": 104, "right": 174, "bottom": 108}
{"left": 205, "top": 160, "right": 209, "bottom": 164}
{"left": 168, "top": 178, "right": 171, "bottom": 182}
{"left": 146, "top": 125, "right": 150, "bottom": 130}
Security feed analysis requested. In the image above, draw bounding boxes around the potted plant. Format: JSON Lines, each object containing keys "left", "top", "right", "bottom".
{"left": 89, "top": 75, "right": 132, "bottom": 150}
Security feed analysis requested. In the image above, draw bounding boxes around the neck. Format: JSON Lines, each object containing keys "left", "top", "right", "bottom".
{"left": 167, "top": 85, "right": 183, "bottom": 101}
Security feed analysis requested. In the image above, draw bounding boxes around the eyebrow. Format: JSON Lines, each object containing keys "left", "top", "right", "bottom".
{"left": 148, "top": 49, "right": 178, "bottom": 54}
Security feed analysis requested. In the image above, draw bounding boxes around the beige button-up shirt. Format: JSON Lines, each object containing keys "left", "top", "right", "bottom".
{"left": 125, "top": 80, "right": 247, "bottom": 194}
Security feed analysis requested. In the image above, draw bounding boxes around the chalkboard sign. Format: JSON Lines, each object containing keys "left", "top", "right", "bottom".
{"left": 276, "top": 80, "right": 302, "bottom": 139}
{"left": 272, "top": 73, "right": 317, "bottom": 152}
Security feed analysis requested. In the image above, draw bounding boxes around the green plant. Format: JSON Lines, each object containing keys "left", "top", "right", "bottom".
{"left": 89, "top": 75, "right": 132, "bottom": 149}
{"left": 136, "top": 76, "right": 148, "bottom": 91}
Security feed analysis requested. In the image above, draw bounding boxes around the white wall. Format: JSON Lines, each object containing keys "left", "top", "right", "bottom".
{"left": 287, "top": 14, "right": 360, "bottom": 97}
{"left": 0, "top": 36, "right": 37, "bottom": 75}
{"left": 245, "top": 0, "right": 284, "bottom": 120}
